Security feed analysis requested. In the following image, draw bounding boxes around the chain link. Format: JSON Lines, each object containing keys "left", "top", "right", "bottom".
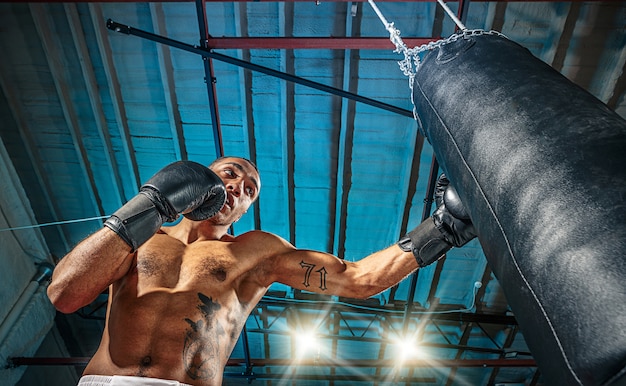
{"left": 390, "top": 29, "right": 507, "bottom": 86}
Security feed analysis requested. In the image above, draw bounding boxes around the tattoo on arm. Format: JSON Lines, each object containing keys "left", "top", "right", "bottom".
{"left": 316, "top": 267, "right": 327, "bottom": 290}
{"left": 299, "top": 260, "right": 327, "bottom": 291}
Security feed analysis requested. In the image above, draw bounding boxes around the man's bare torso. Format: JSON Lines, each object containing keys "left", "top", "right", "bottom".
{"left": 84, "top": 228, "right": 273, "bottom": 385}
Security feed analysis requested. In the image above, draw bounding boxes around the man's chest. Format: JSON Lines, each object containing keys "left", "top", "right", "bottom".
{"left": 134, "top": 237, "right": 247, "bottom": 290}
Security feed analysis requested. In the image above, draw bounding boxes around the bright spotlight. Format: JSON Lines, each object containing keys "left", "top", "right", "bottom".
{"left": 293, "top": 330, "right": 319, "bottom": 358}
{"left": 394, "top": 339, "right": 422, "bottom": 362}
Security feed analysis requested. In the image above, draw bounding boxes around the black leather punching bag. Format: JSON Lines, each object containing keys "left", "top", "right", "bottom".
{"left": 412, "top": 33, "right": 626, "bottom": 386}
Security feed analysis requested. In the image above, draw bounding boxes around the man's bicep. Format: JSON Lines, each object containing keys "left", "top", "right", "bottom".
{"left": 271, "top": 249, "right": 351, "bottom": 295}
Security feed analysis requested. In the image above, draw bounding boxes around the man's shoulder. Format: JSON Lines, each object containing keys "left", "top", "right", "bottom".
{"left": 234, "top": 229, "right": 287, "bottom": 243}
{"left": 232, "top": 230, "right": 295, "bottom": 253}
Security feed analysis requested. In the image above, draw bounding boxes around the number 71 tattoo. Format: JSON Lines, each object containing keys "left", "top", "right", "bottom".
{"left": 299, "top": 261, "right": 327, "bottom": 291}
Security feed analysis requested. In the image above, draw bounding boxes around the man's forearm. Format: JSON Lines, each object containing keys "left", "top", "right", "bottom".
{"left": 346, "top": 245, "right": 419, "bottom": 299}
{"left": 47, "top": 227, "right": 133, "bottom": 313}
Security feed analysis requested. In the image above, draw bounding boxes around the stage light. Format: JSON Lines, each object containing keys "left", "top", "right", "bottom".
{"left": 293, "top": 330, "right": 320, "bottom": 358}
{"left": 394, "top": 338, "right": 423, "bottom": 362}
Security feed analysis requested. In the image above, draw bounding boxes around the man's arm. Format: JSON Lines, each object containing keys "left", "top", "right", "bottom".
{"left": 47, "top": 228, "right": 134, "bottom": 313}
{"left": 266, "top": 243, "right": 418, "bottom": 299}
{"left": 47, "top": 160, "right": 226, "bottom": 314}
{"left": 265, "top": 174, "right": 476, "bottom": 299}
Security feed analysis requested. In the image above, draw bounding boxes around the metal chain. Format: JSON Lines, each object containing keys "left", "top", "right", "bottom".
{"left": 392, "top": 29, "right": 507, "bottom": 86}
{"left": 367, "top": 0, "right": 507, "bottom": 86}
{"left": 366, "top": 0, "right": 508, "bottom": 120}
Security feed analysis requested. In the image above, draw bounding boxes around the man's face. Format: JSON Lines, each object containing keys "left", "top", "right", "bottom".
{"left": 209, "top": 157, "right": 261, "bottom": 225}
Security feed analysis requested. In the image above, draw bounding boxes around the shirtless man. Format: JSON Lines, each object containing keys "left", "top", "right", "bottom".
{"left": 47, "top": 157, "right": 475, "bottom": 386}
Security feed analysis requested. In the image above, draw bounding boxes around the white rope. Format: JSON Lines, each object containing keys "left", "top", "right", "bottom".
{"left": 367, "top": 0, "right": 419, "bottom": 87}
{"left": 436, "top": 0, "right": 467, "bottom": 31}
{"left": 0, "top": 215, "right": 107, "bottom": 232}
{"left": 367, "top": 0, "right": 467, "bottom": 52}
{"left": 366, "top": 0, "right": 505, "bottom": 87}
{"left": 367, "top": 0, "right": 409, "bottom": 55}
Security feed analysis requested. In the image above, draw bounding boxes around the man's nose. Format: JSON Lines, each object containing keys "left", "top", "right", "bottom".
{"left": 227, "top": 181, "right": 242, "bottom": 196}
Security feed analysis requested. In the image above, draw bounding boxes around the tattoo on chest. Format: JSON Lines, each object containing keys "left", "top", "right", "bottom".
{"left": 299, "top": 260, "right": 328, "bottom": 291}
{"left": 183, "top": 293, "right": 224, "bottom": 380}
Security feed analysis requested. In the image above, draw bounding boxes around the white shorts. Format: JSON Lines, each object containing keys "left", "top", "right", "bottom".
{"left": 78, "top": 375, "right": 192, "bottom": 386}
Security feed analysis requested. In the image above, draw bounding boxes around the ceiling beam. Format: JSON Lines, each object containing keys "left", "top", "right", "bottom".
{"left": 333, "top": 2, "right": 360, "bottom": 258}
{"left": 65, "top": 3, "right": 125, "bottom": 209}
{"left": 30, "top": 4, "right": 104, "bottom": 217}
{"left": 150, "top": 3, "right": 187, "bottom": 161}
{"left": 234, "top": 2, "right": 262, "bottom": 231}
{"left": 283, "top": 2, "right": 296, "bottom": 245}
{"left": 89, "top": 4, "right": 141, "bottom": 191}
{"left": 0, "top": 34, "right": 71, "bottom": 252}
{"left": 607, "top": 59, "right": 626, "bottom": 110}
{"left": 586, "top": 2, "right": 626, "bottom": 105}
{"left": 551, "top": 2, "right": 579, "bottom": 73}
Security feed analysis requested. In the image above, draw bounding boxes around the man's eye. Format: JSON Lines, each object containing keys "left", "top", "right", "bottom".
{"left": 246, "top": 187, "right": 254, "bottom": 196}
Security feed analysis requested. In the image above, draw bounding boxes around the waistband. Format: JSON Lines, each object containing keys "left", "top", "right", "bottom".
{"left": 78, "top": 375, "right": 192, "bottom": 386}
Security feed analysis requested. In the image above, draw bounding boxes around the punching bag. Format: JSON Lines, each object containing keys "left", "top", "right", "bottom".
{"left": 412, "top": 32, "right": 626, "bottom": 386}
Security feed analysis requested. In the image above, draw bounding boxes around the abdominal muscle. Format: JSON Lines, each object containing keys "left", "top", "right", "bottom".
{"left": 85, "top": 285, "right": 247, "bottom": 385}
{"left": 84, "top": 235, "right": 257, "bottom": 385}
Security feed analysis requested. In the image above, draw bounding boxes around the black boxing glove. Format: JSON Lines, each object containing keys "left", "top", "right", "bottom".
{"left": 432, "top": 174, "right": 476, "bottom": 247}
{"left": 104, "top": 161, "right": 226, "bottom": 251}
{"left": 397, "top": 174, "right": 476, "bottom": 267}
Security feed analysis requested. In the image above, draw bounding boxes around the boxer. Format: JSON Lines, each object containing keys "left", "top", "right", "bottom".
{"left": 48, "top": 157, "right": 475, "bottom": 385}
